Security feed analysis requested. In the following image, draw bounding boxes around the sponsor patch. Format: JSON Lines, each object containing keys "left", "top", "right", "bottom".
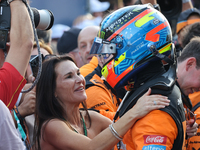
{"left": 144, "top": 135, "right": 167, "bottom": 144}
{"left": 142, "top": 145, "right": 166, "bottom": 150}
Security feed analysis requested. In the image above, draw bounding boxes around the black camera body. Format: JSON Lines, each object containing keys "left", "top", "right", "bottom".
{"left": 0, "top": 0, "right": 54, "bottom": 49}
{"left": 0, "top": 0, "right": 11, "bottom": 49}
{"left": 29, "top": 54, "right": 45, "bottom": 78}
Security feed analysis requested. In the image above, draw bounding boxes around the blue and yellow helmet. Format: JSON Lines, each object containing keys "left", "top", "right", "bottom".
{"left": 90, "top": 4, "right": 175, "bottom": 89}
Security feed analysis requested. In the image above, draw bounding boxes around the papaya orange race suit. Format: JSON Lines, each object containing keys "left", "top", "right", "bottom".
{"left": 187, "top": 91, "right": 200, "bottom": 150}
{"left": 114, "top": 72, "right": 186, "bottom": 150}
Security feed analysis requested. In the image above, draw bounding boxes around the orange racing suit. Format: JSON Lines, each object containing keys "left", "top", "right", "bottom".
{"left": 187, "top": 91, "right": 200, "bottom": 150}
{"left": 114, "top": 70, "right": 186, "bottom": 150}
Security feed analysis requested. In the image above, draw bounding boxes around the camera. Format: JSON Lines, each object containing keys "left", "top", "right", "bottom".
{"left": 29, "top": 54, "right": 45, "bottom": 78}
{"left": 30, "top": 55, "right": 40, "bottom": 78}
{"left": 0, "top": 0, "right": 54, "bottom": 49}
{"left": 31, "top": 8, "right": 54, "bottom": 30}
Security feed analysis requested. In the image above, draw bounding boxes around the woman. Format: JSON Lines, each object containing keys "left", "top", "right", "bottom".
{"left": 34, "top": 55, "right": 170, "bottom": 150}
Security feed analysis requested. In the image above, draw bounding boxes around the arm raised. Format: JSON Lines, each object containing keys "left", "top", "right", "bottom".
{"left": 5, "top": 0, "right": 34, "bottom": 76}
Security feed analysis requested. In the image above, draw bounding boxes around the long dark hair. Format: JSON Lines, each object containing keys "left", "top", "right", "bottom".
{"left": 33, "top": 55, "right": 90, "bottom": 150}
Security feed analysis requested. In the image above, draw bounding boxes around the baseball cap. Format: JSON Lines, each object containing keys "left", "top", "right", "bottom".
{"left": 89, "top": 0, "right": 110, "bottom": 13}
{"left": 176, "top": 8, "right": 200, "bottom": 34}
{"left": 57, "top": 28, "right": 81, "bottom": 54}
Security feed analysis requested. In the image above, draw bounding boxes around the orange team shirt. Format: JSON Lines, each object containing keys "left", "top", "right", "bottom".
{"left": 80, "top": 56, "right": 98, "bottom": 77}
{"left": 81, "top": 74, "right": 120, "bottom": 120}
{"left": 187, "top": 91, "right": 200, "bottom": 150}
{"left": 115, "top": 110, "right": 186, "bottom": 150}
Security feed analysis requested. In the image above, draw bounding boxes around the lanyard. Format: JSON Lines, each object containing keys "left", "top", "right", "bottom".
{"left": 13, "top": 111, "right": 27, "bottom": 141}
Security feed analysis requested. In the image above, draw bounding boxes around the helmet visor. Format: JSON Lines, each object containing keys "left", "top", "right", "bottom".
{"left": 90, "top": 37, "right": 116, "bottom": 55}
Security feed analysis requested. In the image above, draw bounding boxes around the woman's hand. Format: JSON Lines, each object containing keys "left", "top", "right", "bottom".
{"left": 132, "top": 88, "right": 170, "bottom": 120}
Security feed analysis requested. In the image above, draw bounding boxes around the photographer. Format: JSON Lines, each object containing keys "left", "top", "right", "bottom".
{"left": 0, "top": 0, "right": 33, "bottom": 149}
{"left": 0, "top": 0, "right": 34, "bottom": 110}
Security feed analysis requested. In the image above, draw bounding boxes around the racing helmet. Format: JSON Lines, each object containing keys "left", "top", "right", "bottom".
{"left": 90, "top": 4, "right": 175, "bottom": 89}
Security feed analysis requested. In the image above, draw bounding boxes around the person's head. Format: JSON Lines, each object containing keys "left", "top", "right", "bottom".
{"left": 34, "top": 55, "right": 88, "bottom": 149}
{"left": 176, "top": 8, "right": 200, "bottom": 48}
{"left": 78, "top": 25, "right": 100, "bottom": 64}
{"left": 32, "top": 41, "right": 53, "bottom": 55}
{"left": 90, "top": 4, "right": 174, "bottom": 90}
{"left": 36, "top": 55, "right": 87, "bottom": 113}
{"left": 57, "top": 28, "right": 84, "bottom": 67}
{"left": 177, "top": 37, "right": 200, "bottom": 96}
{"left": 181, "top": 22, "right": 200, "bottom": 48}
{"left": 51, "top": 24, "right": 70, "bottom": 54}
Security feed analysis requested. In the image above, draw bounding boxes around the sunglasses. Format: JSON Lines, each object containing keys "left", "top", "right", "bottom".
{"left": 185, "top": 108, "right": 197, "bottom": 127}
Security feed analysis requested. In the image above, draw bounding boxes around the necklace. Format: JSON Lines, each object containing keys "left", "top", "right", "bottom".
{"left": 64, "top": 112, "right": 87, "bottom": 136}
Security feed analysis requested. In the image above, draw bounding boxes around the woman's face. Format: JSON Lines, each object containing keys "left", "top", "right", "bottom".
{"left": 54, "top": 60, "right": 87, "bottom": 104}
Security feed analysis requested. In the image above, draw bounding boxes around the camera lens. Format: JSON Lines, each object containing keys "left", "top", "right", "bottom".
{"left": 31, "top": 8, "right": 54, "bottom": 30}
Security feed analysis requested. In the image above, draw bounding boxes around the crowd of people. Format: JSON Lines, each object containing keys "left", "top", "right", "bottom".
{"left": 1, "top": 0, "right": 200, "bottom": 150}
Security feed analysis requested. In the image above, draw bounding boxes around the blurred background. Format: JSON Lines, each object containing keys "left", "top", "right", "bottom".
{"left": 29, "top": 0, "right": 200, "bottom": 53}
{"left": 29, "top": 0, "right": 121, "bottom": 27}
{"left": 29, "top": 0, "right": 200, "bottom": 28}
{"left": 29, "top": 0, "right": 89, "bottom": 27}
